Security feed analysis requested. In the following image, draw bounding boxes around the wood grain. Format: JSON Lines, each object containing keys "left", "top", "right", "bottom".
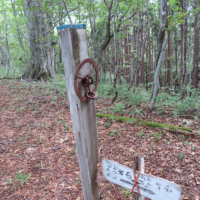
{"left": 58, "top": 28, "right": 100, "bottom": 200}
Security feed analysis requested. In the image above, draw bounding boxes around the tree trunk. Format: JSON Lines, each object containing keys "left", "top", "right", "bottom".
{"left": 23, "top": 0, "right": 55, "bottom": 81}
{"left": 148, "top": 30, "right": 152, "bottom": 86}
{"left": 167, "top": 7, "right": 171, "bottom": 91}
{"left": 11, "top": 0, "right": 28, "bottom": 67}
{"left": 175, "top": 28, "right": 178, "bottom": 90}
{"left": 110, "top": 0, "right": 118, "bottom": 104}
{"left": 180, "top": 0, "right": 187, "bottom": 95}
{"left": 140, "top": 26, "right": 145, "bottom": 84}
{"left": 130, "top": 0, "right": 150, "bottom": 92}
{"left": 149, "top": 0, "right": 167, "bottom": 109}
{"left": 192, "top": 0, "right": 199, "bottom": 88}
{"left": 1, "top": 0, "right": 10, "bottom": 77}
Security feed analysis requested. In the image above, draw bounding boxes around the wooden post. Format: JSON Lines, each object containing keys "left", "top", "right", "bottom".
{"left": 133, "top": 154, "right": 145, "bottom": 200}
{"left": 57, "top": 25, "right": 100, "bottom": 200}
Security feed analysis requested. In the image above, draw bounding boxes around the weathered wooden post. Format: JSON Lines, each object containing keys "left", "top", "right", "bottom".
{"left": 57, "top": 24, "right": 100, "bottom": 200}
{"left": 133, "top": 154, "right": 145, "bottom": 200}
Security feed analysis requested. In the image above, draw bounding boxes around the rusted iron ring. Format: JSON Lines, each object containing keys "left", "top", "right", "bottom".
{"left": 86, "top": 91, "right": 97, "bottom": 99}
{"left": 74, "top": 58, "right": 99, "bottom": 102}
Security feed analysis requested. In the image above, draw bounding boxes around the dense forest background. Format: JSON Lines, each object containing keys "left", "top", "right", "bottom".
{"left": 0, "top": 0, "right": 200, "bottom": 110}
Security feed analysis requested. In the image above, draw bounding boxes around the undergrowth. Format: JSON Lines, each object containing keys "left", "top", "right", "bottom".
{"left": 1, "top": 66, "right": 200, "bottom": 118}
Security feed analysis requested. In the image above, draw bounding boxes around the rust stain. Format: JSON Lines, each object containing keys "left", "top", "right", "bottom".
{"left": 78, "top": 132, "right": 81, "bottom": 140}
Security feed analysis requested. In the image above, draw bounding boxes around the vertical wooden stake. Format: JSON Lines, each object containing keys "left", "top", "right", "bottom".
{"left": 133, "top": 154, "right": 145, "bottom": 200}
{"left": 58, "top": 25, "right": 100, "bottom": 200}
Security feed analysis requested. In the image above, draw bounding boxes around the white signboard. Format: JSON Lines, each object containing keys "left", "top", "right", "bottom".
{"left": 103, "top": 159, "right": 181, "bottom": 200}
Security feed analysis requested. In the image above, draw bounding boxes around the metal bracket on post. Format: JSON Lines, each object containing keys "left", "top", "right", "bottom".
{"left": 74, "top": 58, "right": 99, "bottom": 102}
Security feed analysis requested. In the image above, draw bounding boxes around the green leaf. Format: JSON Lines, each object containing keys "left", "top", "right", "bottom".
{"left": 139, "top": 131, "right": 145, "bottom": 137}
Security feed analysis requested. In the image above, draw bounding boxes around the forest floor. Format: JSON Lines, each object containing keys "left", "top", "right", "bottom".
{"left": 0, "top": 79, "right": 200, "bottom": 200}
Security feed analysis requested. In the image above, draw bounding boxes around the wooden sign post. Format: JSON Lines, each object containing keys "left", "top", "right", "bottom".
{"left": 103, "top": 159, "right": 182, "bottom": 200}
{"left": 57, "top": 24, "right": 100, "bottom": 200}
{"left": 133, "top": 154, "right": 145, "bottom": 200}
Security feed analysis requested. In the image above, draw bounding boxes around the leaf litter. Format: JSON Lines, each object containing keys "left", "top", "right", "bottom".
{"left": 0, "top": 80, "right": 199, "bottom": 200}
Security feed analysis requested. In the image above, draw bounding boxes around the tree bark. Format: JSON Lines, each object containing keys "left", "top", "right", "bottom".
{"left": 23, "top": 0, "right": 55, "bottom": 81}
{"left": 140, "top": 26, "right": 145, "bottom": 84}
{"left": 180, "top": 0, "right": 187, "bottom": 96}
{"left": 130, "top": 0, "right": 150, "bottom": 92}
{"left": 192, "top": 0, "right": 199, "bottom": 88}
{"left": 149, "top": 0, "right": 167, "bottom": 109}
{"left": 148, "top": 30, "right": 152, "bottom": 86}
{"left": 110, "top": 0, "right": 118, "bottom": 105}
{"left": 11, "top": 0, "right": 28, "bottom": 66}
{"left": 1, "top": 0, "right": 10, "bottom": 77}
{"left": 167, "top": 8, "right": 171, "bottom": 91}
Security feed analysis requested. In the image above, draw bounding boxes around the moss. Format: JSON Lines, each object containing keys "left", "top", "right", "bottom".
{"left": 96, "top": 114, "right": 136, "bottom": 123}
{"left": 141, "top": 121, "right": 192, "bottom": 132}
{"left": 96, "top": 113, "right": 192, "bottom": 132}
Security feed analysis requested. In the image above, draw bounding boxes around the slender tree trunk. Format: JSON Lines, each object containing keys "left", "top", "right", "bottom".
{"left": 1, "top": 0, "right": 10, "bottom": 77}
{"left": 130, "top": 20, "right": 136, "bottom": 84}
{"left": 128, "top": 33, "right": 132, "bottom": 81}
{"left": 165, "top": 48, "right": 167, "bottom": 87}
{"left": 11, "top": 0, "right": 28, "bottom": 67}
{"left": 149, "top": 0, "right": 167, "bottom": 109}
{"left": 62, "top": 0, "right": 73, "bottom": 24}
{"left": 192, "top": 0, "right": 199, "bottom": 88}
{"left": 110, "top": 0, "right": 118, "bottom": 104}
{"left": 140, "top": 26, "right": 145, "bottom": 84}
{"left": 180, "top": 0, "right": 187, "bottom": 96}
{"left": 130, "top": 0, "right": 150, "bottom": 92}
{"left": 167, "top": 7, "right": 171, "bottom": 91}
{"left": 175, "top": 29, "right": 178, "bottom": 90}
{"left": 148, "top": 30, "right": 152, "bottom": 85}
{"left": 107, "top": 44, "right": 113, "bottom": 82}
{"left": 129, "top": 0, "right": 142, "bottom": 90}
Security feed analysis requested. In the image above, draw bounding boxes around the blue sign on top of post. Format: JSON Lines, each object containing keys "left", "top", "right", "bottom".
{"left": 57, "top": 24, "right": 86, "bottom": 31}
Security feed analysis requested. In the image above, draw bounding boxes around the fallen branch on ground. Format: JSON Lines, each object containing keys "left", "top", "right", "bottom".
{"left": 96, "top": 113, "right": 194, "bottom": 136}
{"left": 0, "top": 77, "right": 20, "bottom": 80}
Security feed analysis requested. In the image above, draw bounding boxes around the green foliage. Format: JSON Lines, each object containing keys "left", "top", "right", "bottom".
{"left": 107, "top": 190, "right": 111, "bottom": 194}
{"left": 178, "top": 152, "right": 184, "bottom": 160}
{"left": 153, "top": 132, "right": 162, "bottom": 141}
{"left": 110, "top": 131, "right": 116, "bottom": 136}
{"left": 110, "top": 128, "right": 118, "bottom": 136}
{"left": 122, "top": 188, "right": 131, "bottom": 197}
{"left": 39, "top": 136, "right": 45, "bottom": 144}
{"left": 58, "top": 119, "right": 65, "bottom": 125}
{"left": 18, "top": 106, "right": 26, "bottom": 112}
{"left": 18, "top": 137, "right": 25, "bottom": 144}
{"left": 12, "top": 171, "right": 31, "bottom": 187}
{"left": 64, "top": 124, "right": 70, "bottom": 130}
{"left": 192, "top": 146, "right": 197, "bottom": 151}
{"left": 130, "top": 92, "right": 143, "bottom": 106}
{"left": 130, "top": 108, "right": 143, "bottom": 117}
{"left": 183, "top": 141, "right": 192, "bottom": 146}
{"left": 113, "top": 103, "right": 125, "bottom": 114}
{"left": 97, "top": 74, "right": 149, "bottom": 104}
{"left": 138, "top": 131, "right": 145, "bottom": 137}
{"left": 71, "top": 146, "right": 76, "bottom": 152}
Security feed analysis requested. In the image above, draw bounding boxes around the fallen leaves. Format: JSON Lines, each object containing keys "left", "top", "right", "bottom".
{"left": 0, "top": 80, "right": 200, "bottom": 200}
